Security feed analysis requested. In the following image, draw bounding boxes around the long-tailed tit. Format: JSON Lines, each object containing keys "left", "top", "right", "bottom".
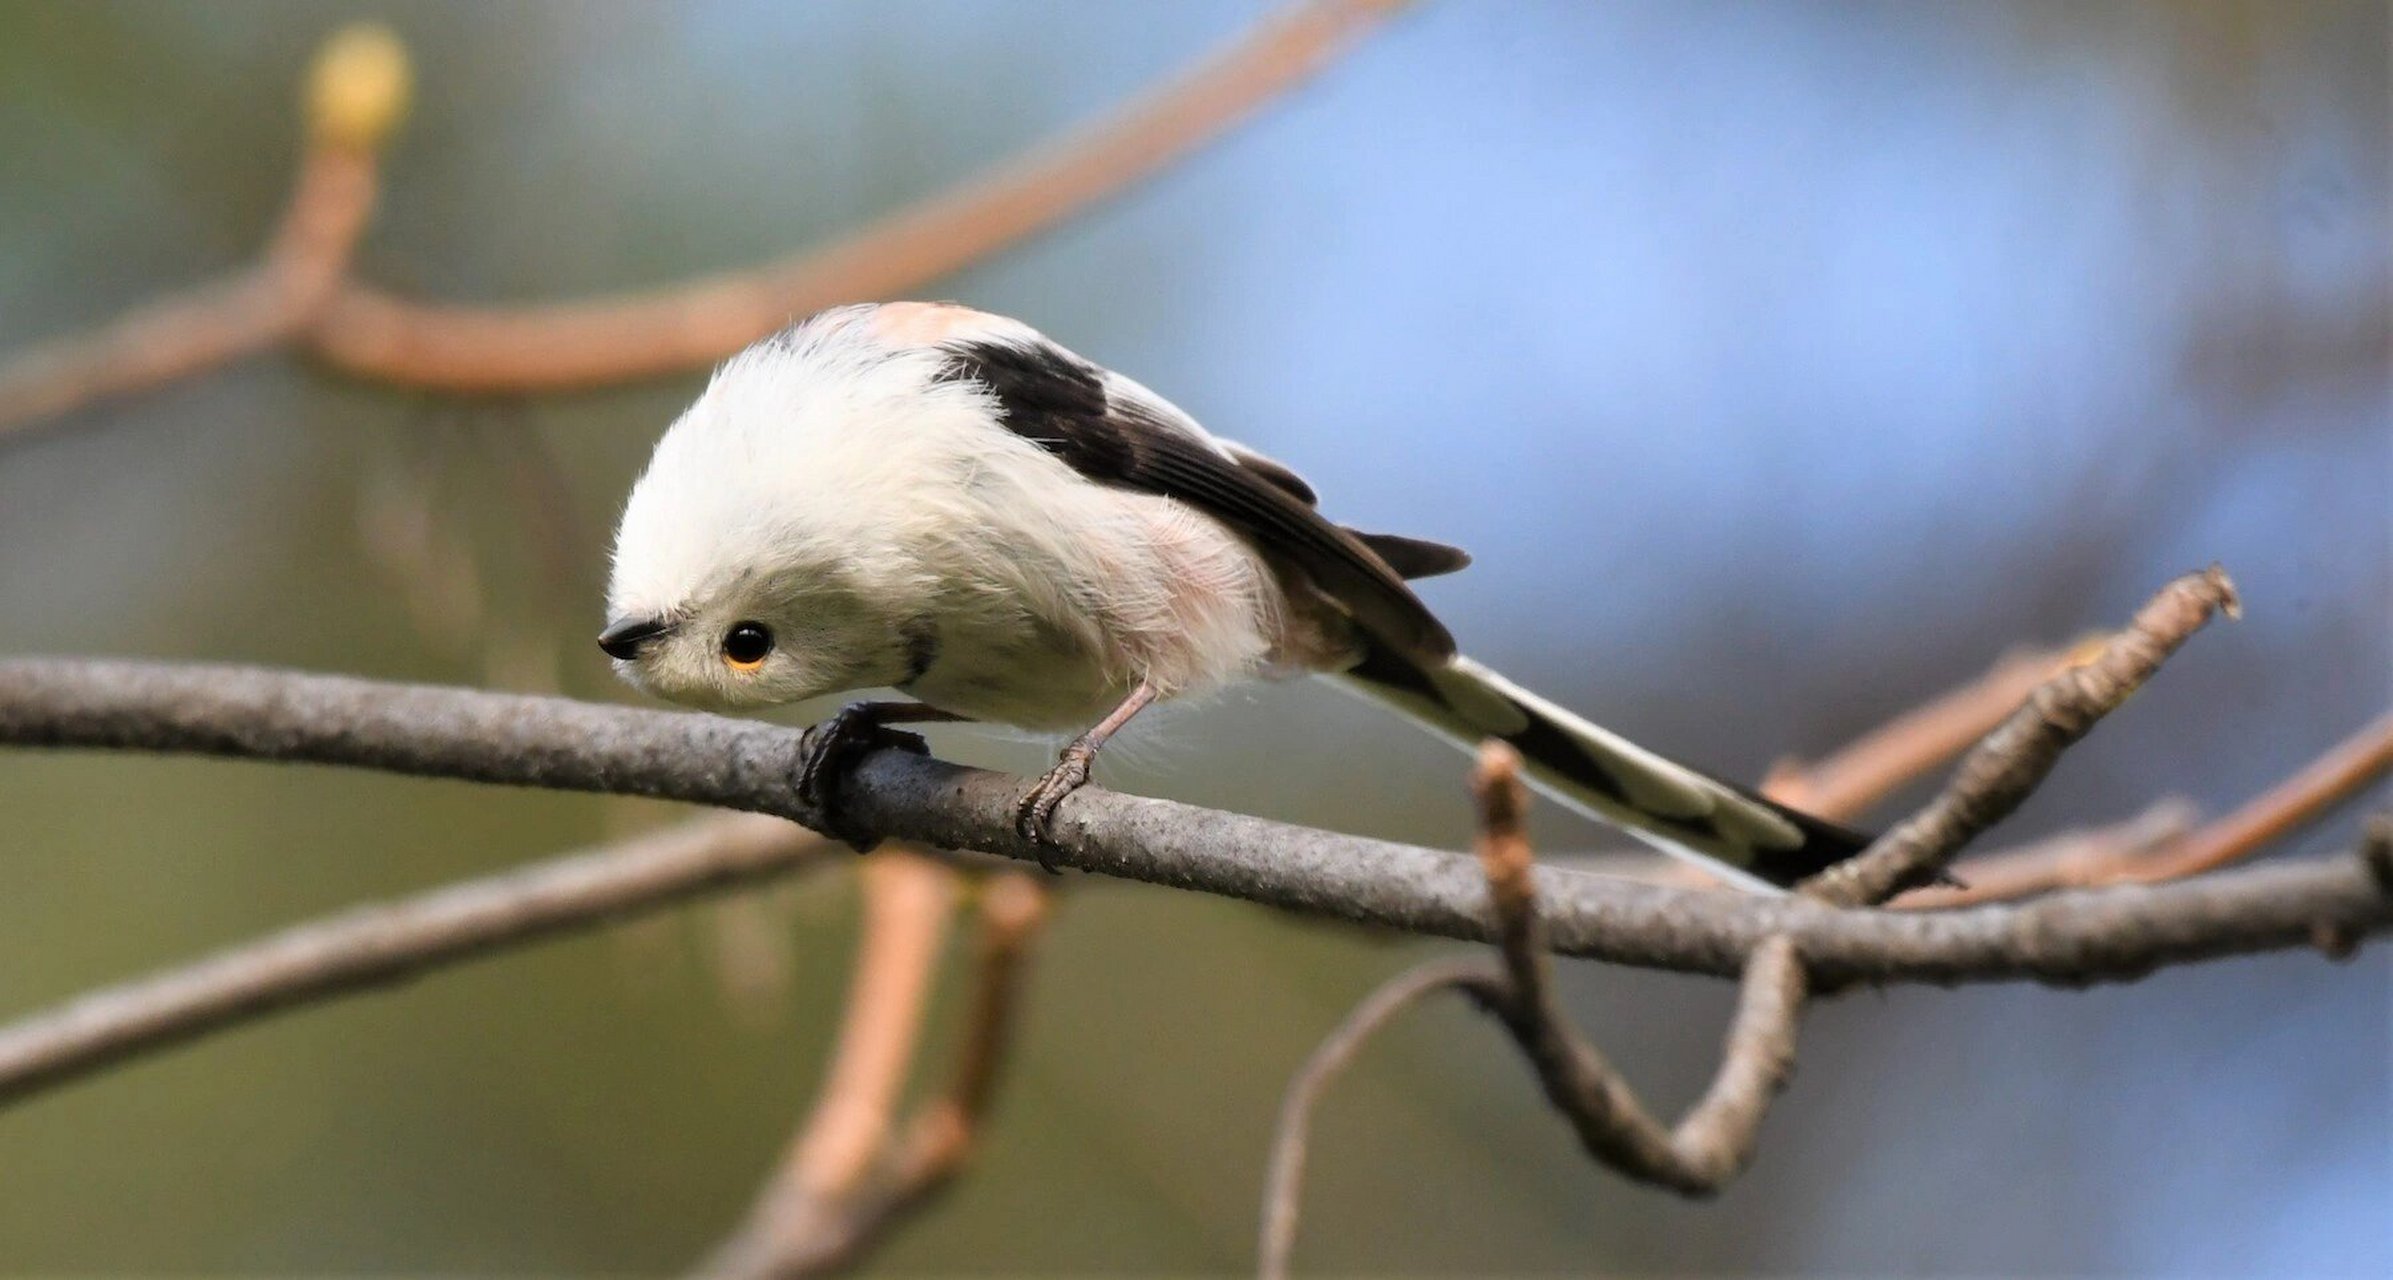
{"left": 601, "top": 302, "right": 1868, "bottom": 889}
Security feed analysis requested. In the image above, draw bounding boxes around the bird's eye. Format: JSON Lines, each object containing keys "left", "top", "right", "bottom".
{"left": 721, "top": 622, "right": 774, "bottom": 672}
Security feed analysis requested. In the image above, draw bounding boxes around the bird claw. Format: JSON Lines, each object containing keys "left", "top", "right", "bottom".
{"left": 1014, "top": 755, "right": 1094, "bottom": 873}
{"left": 795, "top": 702, "right": 927, "bottom": 852}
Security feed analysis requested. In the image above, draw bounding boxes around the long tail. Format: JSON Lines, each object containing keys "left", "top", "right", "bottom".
{"left": 1333, "top": 645, "right": 1871, "bottom": 891}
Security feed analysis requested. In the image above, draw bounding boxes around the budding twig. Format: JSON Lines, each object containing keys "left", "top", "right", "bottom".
{"left": 0, "top": 24, "right": 402, "bottom": 439}
{"left": 1763, "top": 642, "right": 2080, "bottom": 823}
{"left": 0, "top": 2, "right": 1408, "bottom": 433}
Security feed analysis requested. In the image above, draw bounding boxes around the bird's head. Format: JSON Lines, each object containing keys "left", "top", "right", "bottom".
{"left": 600, "top": 308, "right": 976, "bottom": 710}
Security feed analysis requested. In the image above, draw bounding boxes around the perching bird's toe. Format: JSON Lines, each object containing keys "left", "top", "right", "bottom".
{"left": 1013, "top": 755, "right": 1094, "bottom": 871}
{"left": 794, "top": 701, "right": 929, "bottom": 852}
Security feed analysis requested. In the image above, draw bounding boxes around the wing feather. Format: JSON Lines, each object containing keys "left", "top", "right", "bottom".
{"left": 936, "top": 335, "right": 1458, "bottom": 662}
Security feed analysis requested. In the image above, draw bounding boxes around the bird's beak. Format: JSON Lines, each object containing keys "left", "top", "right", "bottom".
{"left": 598, "top": 615, "right": 674, "bottom": 660}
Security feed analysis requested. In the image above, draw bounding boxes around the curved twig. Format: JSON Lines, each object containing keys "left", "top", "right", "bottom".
{"left": 1256, "top": 957, "right": 1492, "bottom": 1280}
{"left": 1463, "top": 745, "right": 1807, "bottom": 1193}
{"left": 1263, "top": 745, "right": 1816, "bottom": 1276}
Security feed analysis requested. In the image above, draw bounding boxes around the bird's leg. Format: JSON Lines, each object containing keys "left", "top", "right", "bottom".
{"left": 796, "top": 700, "right": 968, "bottom": 851}
{"left": 1016, "top": 682, "right": 1159, "bottom": 864}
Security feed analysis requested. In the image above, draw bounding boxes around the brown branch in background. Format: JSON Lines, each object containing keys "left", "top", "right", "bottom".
{"left": 1575, "top": 588, "right": 2278, "bottom": 908}
{"left": 1763, "top": 642, "right": 2081, "bottom": 823}
{"left": 308, "top": 0, "right": 1409, "bottom": 392}
{"left": 1894, "top": 799, "right": 2202, "bottom": 909}
{"left": 0, "top": 26, "right": 407, "bottom": 439}
{"left": 1261, "top": 744, "right": 1813, "bottom": 1277}
{"left": 1569, "top": 798, "right": 2205, "bottom": 905}
{"left": 700, "top": 851, "right": 957, "bottom": 1280}
{"left": 1900, "top": 712, "right": 2393, "bottom": 909}
{"left": 705, "top": 870, "right": 1053, "bottom": 1280}
{"left": 0, "top": 1, "right": 1407, "bottom": 433}
{"left": 0, "top": 813, "right": 831, "bottom": 1106}
{"left": 2124, "top": 710, "right": 2393, "bottom": 882}
{"left": 1803, "top": 566, "right": 2243, "bottom": 905}
{"left": 777, "top": 873, "right": 1053, "bottom": 1276}
{"left": 780, "top": 855, "right": 956, "bottom": 1205}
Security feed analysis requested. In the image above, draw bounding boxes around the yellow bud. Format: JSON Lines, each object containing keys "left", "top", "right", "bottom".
{"left": 2062, "top": 632, "right": 2112, "bottom": 669}
{"left": 305, "top": 23, "right": 412, "bottom": 153}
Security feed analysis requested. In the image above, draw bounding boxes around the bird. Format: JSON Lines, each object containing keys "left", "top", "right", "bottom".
{"left": 599, "top": 301, "right": 1870, "bottom": 890}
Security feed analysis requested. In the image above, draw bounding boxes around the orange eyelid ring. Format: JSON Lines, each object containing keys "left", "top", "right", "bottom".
{"left": 719, "top": 621, "right": 775, "bottom": 672}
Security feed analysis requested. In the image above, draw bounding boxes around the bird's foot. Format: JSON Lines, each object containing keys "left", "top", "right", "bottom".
{"left": 1014, "top": 750, "right": 1095, "bottom": 873}
{"left": 796, "top": 701, "right": 930, "bottom": 852}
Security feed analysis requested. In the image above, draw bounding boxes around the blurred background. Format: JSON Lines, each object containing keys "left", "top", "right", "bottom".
{"left": 0, "top": 0, "right": 2386, "bottom": 1273}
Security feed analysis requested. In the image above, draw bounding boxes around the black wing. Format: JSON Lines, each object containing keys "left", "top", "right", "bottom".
{"left": 937, "top": 336, "right": 1459, "bottom": 662}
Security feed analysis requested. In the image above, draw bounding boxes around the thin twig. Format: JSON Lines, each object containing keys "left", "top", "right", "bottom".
{"left": 1897, "top": 712, "right": 2392, "bottom": 908}
{"left": 0, "top": 26, "right": 403, "bottom": 438}
{"left": 1764, "top": 643, "right": 2079, "bottom": 823}
{"left": 786, "top": 855, "right": 959, "bottom": 1205}
{"left": 1557, "top": 801, "right": 2203, "bottom": 904}
{"left": 1579, "top": 706, "right": 2381, "bottom": 909}
{"left": 1256, "top": 956, "right": 1492, "bottom": 1280}
{"left": 1463, "top": 743, "right": 1808, "bottom": 1193}
{"left": 0, "top": 813, "right": 831, "bottom": 1105}
{"left": 705, "top": 871, "right": 1054, "bottom": 1279}
{"left": 1803, "top": 566, "right": 2243, "bottom": 905}
{"left": 1893, "top": 799, "right": 2202, "bottom": 909}
{"left": 701, "top": 852, "right": 958, "bottom": 1279}
{"left": 1261, "top": 745, "right": 1815, "bottom": 1275}
{"left": 2126, "top": 711, "right": 2393, "bottom": 882}
{"left": 1579, "top": 636, "right": 2182, "bottom": 894}
{"left": 758, "top": 874, "right": 1054, "bottom": 1278}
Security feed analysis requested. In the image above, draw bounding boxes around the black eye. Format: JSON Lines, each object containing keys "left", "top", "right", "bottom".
{"left": 721, "top": 621, "right": 774, "bottom": 670}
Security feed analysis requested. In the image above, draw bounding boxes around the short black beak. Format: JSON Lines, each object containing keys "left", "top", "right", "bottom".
{"left": 598, "top": 616, "right": 672, "bottom": 661}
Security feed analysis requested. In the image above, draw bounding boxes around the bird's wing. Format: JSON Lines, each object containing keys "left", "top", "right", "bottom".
{"left": 934, "top": 333, "right": 1458, "bottom": 662}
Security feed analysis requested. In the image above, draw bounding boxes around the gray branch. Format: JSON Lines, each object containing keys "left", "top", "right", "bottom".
{"left": 0, "top": 813, "right": 834, "bottom": 1106}
{"left": 2, "top": 656, "right": 2387, "bottom": 997}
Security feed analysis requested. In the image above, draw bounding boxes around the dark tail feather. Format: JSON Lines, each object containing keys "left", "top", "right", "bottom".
{"left": 1345, "top": 529, "right": 1472, "bottom": 580}
{"left": 1334, "top": 644, "right": 1871, "bottom": 891}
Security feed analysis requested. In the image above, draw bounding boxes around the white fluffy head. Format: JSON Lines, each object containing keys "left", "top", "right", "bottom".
{"left": 602, "top": 305, "right": 995, "bottom": 710}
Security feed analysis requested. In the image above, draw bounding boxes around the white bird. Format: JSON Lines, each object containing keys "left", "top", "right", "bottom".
{"left": 602, "top": 301, "right": 1868, "bottom": 889}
